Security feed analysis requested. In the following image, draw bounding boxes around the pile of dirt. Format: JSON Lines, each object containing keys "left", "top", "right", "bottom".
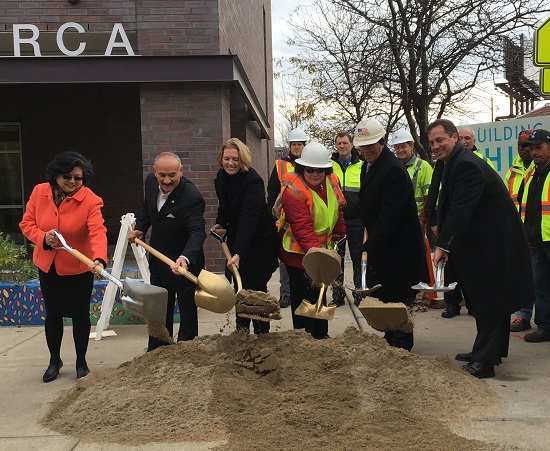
{"left": 41, "top": 327, "right": 502, "bottom": 450}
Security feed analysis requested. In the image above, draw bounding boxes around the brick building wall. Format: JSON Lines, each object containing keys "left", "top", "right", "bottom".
{"left": 1, "top": 0, "right": 274, "bottom": 271}
{"left": 139, "top": 82, "right": 231, "bottom": 270}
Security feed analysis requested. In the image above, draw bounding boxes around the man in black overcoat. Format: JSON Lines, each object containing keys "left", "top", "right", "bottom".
{"left": 427, "top": 119, "right": 535, "bottom": 378}
{"left": 129, "top": 152, "right": 206, "bottom": 351}
{"left": 354, "top": 117, "right": 428, "bottom": 351}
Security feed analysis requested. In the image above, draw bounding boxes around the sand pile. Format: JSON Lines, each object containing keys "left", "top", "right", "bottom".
{"left": 41, "top": 327, "right": 502, "bottom": 450}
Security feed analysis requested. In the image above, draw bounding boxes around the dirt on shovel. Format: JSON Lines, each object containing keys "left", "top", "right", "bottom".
{"left": 302, "top": 247, "right": 341, "bottom": 285}
{"left": 235, "top": 290, "right": 282, "bottom": 322}
{"left": 358, "top": 296, "right": 413, "bottom": 332}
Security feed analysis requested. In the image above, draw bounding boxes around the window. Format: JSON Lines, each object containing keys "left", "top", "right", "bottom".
{"left": 0, "top": 124, "right": 24, "bottom": 244}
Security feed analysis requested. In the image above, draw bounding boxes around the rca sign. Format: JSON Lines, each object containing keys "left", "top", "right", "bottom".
{"left": 3, "top": 22, "right": 135, "bottom": 57}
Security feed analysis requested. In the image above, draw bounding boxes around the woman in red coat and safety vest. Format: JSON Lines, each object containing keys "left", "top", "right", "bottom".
{"left": 278, "top": 142, "right": 347, "bottom": 339}
{"left": 19, "top": 152, "right": 107, "bottom": 383}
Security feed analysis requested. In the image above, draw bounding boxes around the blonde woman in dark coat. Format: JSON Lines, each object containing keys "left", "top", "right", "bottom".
{"left": 212, "top": 138, "right": 278, "bottom": 333}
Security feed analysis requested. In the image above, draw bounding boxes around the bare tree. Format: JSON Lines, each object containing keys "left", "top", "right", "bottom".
{"left": 336, "top": 0, "right": 550, "bottom": 154}
{"left": 285, "top": 2, "right": 405, "bottom": 142}
{"left": 280, "top": 0, "right": 550, "bottom": 159}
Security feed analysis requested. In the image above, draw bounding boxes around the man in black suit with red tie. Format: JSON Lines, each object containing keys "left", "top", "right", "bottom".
{"left": 129, "top": 152, "right": 206, "bottom": 351}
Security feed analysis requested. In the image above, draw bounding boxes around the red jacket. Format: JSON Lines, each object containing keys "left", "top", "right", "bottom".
{"left": 19, "top": 182, "right": 108, "bottom": 275}
{"left": 279, "top": 178, "right": 346, "bottom": 270}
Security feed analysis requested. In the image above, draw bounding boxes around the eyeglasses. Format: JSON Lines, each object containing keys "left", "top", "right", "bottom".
{"left": 62, "top": 175, "right": 84, "bottom": 181}
{"left": 304, "top": 167, "right": 326, "bottom": 174}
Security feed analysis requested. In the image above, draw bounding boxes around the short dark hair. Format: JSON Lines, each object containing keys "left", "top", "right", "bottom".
{"left": 426, "top": 119, "right": 458, "bottom": 137}
{"left": 294, "top": 163, "right": 333, "bottom": 176}
{"left": 46, "top": 151, "right": 93, "bottom": 185}
{"left": 335, "top": 132, "right": 353, "bottom": 143}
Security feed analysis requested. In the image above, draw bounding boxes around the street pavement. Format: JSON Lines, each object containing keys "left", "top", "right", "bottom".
{"left": 1, "top": 262, "right": 549, "bottom": 450}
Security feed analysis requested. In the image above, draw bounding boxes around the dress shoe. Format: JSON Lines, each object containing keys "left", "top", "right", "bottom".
{"left": 329, "top": 299, "right": 345, "bottom": 307}
{"left": 43, "top": 360, "right": 63, "bottom": 383}
{"left": 76, "top": 365, "right": 91, "bottom": 379}
{"left": 510, "top": 317, "right": 531, "bottom": 332}
{"left": 455, "top": 352, "right": 472, "bottom": 362}
{"left": 462, "top": 361, "right": 495, "bottom": 379}
{"left": 441, "top": 304, "right": 461, "bottom": 318}
{"left": 524, "top": 328, "right": 550, "bottom": 343}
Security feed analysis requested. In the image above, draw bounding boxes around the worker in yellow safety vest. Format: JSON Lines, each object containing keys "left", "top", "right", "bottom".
{"left": 266, "top": 128, "right": 307, "bottom": 309}
{"left": 278, "top": 142, "right": 346, "bottom": 339}
{"left": 514, "top": 129, "right": 550, "bottom": 341}
{"left": 330, "top": 132, "right": 364, "bottom": 307}
{"left": 505, "top": 128, "right": 534, "bottom": 212}
{"left": 391, "top": 129, "right": 433, "bottom": 227}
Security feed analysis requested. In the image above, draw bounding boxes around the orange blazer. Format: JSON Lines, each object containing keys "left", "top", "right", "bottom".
{"left": 19, "top": 182, "right": 108, "bottom": 276}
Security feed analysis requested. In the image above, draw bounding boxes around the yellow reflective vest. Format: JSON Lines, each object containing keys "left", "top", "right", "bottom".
{"left": 405, "top": 156, "right": 433, "bottom": 218}
{"left": 276, "top": 159, "right": 294, "bottom": 182}
{"left": 520, "top": 167, "right": 550, "bottom": 241}
{"left": 280, "top": 172, "right": 346, "bottom": 254}
{"left": 505, "top": 155, "right": 534, "bottom": 210}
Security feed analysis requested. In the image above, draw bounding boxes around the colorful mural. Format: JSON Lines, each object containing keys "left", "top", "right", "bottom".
{"left": 0, "top": 280, "right": 180, "bottom": 326}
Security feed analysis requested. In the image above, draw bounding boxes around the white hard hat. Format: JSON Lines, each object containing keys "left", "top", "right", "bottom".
{"left": 294, "top": 142, "right": 332, "bottom": 168}
{"left": 287, "top": 128, "right": 308, "bottom": 143}
{"left": 354, "top": 118, "right": 386, "bottom": 147}
{"left": 391, "top": 129, "right": 414, "bottom": 145}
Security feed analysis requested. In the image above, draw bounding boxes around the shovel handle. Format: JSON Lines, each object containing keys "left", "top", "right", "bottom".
{"left": 134, "top": 238, "right": 198, "bottom": 285}
{"left": 220, "top": 242, "right": 243, "bottom": 292}
{"left": 59, "top": 247, "right": 122, "bottom": 289}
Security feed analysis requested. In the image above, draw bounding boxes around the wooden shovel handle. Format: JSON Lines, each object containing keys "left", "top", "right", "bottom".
{"left": 221, "top": 242, "right": 243, "bottom": 292}
{"left": 134, "top": 238, "right": 198, "bottom": 284}
{"left": 68, "top": 248, "right": 104, "bottom": 276}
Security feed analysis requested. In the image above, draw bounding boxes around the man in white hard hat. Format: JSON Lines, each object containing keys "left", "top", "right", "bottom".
{"left": 267, "top": 128, "right": 307, "bottom": 308}
{"left": 330, "top": 132, "right": 364, "bottom": 307}
{"left": 391, "top": 129, "right": 433, "bottom": 226}
{"left": 355, "top": 118, "right": 427, "bottom": 351}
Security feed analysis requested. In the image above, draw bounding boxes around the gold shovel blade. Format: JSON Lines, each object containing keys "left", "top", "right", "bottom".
{"left": 295, "top": 299, "right": 336, "bottom": 321}
{"left": 194, "top": 269, "right": 236, "bottom": 313}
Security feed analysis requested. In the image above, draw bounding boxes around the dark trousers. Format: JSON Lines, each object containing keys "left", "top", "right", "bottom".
{"left": 287, "top": 265, "right": 328, "bottom": 339}
{"left": 148, "top": 280, "right": 198, "bottom": 351}
{"left": 471, "top": 315, "right": 510, "bottom": 365}
{"left": 332, "top": 217, "right": 363, "bottom": 303}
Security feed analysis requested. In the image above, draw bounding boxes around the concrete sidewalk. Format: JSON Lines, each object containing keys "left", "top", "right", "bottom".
{"left": 1, "top": 266, "right": 549, "bottom": 450}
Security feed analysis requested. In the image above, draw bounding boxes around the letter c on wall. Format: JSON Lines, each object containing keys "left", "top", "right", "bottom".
{"left": 57, "top": 22, "right": 86, "bottom": 56}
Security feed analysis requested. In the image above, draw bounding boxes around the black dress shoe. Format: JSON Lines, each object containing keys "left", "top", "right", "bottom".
{"left": 441, "top": 304, "right": 461, "bottom": 318}
{"left": 455, "top": 352, "right": 472, "bottom": 362}
{"left": 43, "top": 360, "right": 63, "bottom": 383}
{"left": 76, "top": 365, "right": 90, "bottom": 379}
{"left": 329, "top": 299, "right": 345, "bottom": 307}
{"left": 462, "top": 361, "right": 495, "bottom": 379}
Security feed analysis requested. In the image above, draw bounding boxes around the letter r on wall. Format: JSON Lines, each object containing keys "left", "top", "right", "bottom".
{"left": 13, "top": 24, "right": 41, "bottom": 57}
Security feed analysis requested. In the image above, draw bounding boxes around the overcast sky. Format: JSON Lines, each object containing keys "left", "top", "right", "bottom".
{"left": 268, "top": 1, "right": 544, "bottom": 130}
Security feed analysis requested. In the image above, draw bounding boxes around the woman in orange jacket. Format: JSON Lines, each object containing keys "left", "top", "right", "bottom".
{"left": 19, "top": 152, "right": 107, "bottom": 382}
